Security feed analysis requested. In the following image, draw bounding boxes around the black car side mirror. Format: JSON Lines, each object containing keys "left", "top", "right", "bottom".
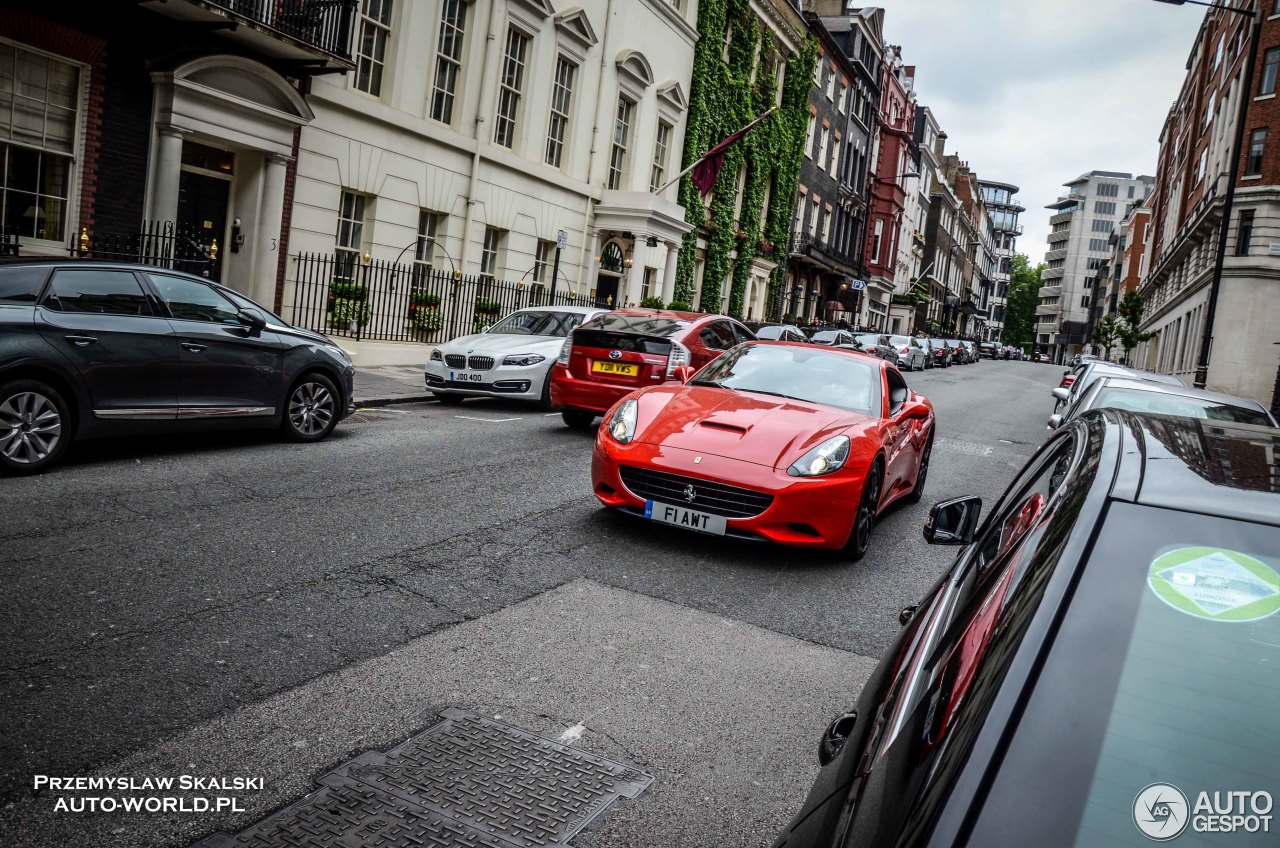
{"left": 923, "top": 496, "right": 982, "bottom": 545}
{"left": 236, "top": 308, "right": 267, "bottom": 332}
{"left": 818, "top": 710, "right": 858, "bottom": 766}
{"left": 899, "top": 604, "right": 918, "bottom": 626}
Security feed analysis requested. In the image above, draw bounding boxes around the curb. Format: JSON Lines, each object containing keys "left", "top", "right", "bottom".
{"left": 355, "top": 394, "right": 436, "bottom": 408}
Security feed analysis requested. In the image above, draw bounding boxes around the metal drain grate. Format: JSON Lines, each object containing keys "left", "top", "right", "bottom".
{"left": 193, "top": 709, "right": 653, "bottom": 848}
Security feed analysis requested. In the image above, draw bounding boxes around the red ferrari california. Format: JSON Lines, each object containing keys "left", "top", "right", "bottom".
{"left": 591, "top": 341, "right": 936, "bottom": 558}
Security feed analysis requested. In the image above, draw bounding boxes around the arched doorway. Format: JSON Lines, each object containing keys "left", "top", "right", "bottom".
{"left": 596, "top": 241, "right": 626, "bottom": 308}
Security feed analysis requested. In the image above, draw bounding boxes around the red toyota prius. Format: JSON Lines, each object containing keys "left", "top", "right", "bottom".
{"left": 591, "top": 341, "right": 935, "bottom": 558}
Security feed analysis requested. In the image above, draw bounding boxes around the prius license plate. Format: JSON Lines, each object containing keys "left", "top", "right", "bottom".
{"left": 645, "top": 500, "right": 727, "bottom": 535}
{"left": 592, "top": 360, "right": 639, "bottom": 377}
{"left": 450, "top": 371, "right": 484, "bottom": 383}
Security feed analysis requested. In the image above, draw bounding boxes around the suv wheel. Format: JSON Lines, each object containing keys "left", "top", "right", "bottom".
{"left": 0, "top": 379, "right": 71, "bottom": 475}
{"left": 562, "top": 409, "right": 595, "bottom": 429}
{"left": 282, "top": 373, "right": 340, "bottom": 443}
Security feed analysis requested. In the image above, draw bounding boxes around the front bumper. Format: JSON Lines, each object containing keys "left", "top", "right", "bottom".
{"left": 424, "top": 361, "right": 546, "bottom": 400}
{"left": 591, "top": 436, "right": 867, "bottom": 550}
{"left": 340, "top": 365, "right": 356, "bottom": 417}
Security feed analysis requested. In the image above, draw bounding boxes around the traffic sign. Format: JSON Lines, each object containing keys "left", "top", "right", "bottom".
{"left": 556, "top": 229, "right": 567, "bottom": 250}
{"left": 849, "top": 278, "right": 867, "bottom": 291}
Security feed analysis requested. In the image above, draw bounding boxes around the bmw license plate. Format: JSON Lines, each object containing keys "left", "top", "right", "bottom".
{"left": 644, "top": 500, "right": 727, "bottom": 535}
{"left": 449, "top": 371, "right": 484, "bottom": 383}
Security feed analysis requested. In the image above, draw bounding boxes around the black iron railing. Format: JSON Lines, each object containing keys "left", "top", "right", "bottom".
{"left": 69, "top": 220, "right": 217, "bottom": 276}
{"left": 290, "top": 254, "right": 601, "bottom": 343}
{"left": 792, "top": 235, "right": 860, "bottom": 271}
{"left": 205, "top": 0, "right": 358, "bottom": 61}
{"left": 0, "top": 227, "right": 20, "bottom": 257}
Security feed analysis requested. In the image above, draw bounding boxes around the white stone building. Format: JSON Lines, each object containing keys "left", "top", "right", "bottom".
{"left": 286, "top": 0, "right": 697, "bottom": 363}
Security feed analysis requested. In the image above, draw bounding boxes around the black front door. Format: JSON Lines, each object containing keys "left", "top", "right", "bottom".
{"left": 177, "top": 169, "right": 230, "bottom": 282}
{"left": 595, "top": 274, "right": 619, "bottom": 309}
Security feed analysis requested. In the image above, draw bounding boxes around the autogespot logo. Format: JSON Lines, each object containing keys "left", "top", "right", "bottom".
{"left": 1134, "top": 783, "right": 1190, "bottom": 841}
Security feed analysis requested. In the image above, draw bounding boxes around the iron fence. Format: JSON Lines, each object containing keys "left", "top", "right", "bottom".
{"left": 290, "top": 253, "right": 599, "bottom": 343}
{"left": 69, "top": 220, "right": 217, "bottom": 276}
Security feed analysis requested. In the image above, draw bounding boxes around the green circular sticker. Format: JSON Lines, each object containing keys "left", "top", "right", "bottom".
{"left": 1148, "top": 547, "right": 1280, "bottom": 622}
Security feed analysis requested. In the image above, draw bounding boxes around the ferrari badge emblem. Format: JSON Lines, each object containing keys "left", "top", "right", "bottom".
{"left": 682, "top": 484, "right": 697, "bottom": 503}
{"left": 693, "top": 456, "right": 702, "bottom": 464}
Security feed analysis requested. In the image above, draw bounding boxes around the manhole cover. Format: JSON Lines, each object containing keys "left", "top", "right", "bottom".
{"left": 193, "top": 709, "right": 653, "bottom": 848}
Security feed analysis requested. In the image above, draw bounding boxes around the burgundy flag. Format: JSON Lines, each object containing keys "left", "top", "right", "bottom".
{"left": 691, "top": 125, "right": 753, "bottom": 196}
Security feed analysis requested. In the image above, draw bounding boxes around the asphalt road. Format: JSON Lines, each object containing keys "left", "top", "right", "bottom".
{"left": 0, "top": 358, "right": 1061, "bottom": 847}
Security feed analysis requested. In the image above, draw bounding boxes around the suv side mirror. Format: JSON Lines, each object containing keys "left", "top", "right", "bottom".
{"left": 1052, "top": 387, "right": 1071, "bottom": 402}
{"left": 1047, "top": 413, "right": 1063, "bottom": 430}
{"left": 924, "top": 496, "right": 982, "bottom": 545}
{"left": 818, "top": 710, "right": 858, "bottom": 766}
{"left": 236, "top": 308, "right": 266, "bottom": 331}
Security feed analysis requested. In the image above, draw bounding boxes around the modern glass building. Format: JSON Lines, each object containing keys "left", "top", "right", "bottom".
{"left": 977, "top": 180, "right": 1023, "bottom": 342}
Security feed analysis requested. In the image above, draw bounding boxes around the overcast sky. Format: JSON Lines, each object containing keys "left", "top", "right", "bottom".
{"left": 877, "top": 0, "right": 1205, "bottom": 263}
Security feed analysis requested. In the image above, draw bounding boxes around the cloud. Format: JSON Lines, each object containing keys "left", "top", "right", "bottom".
{"left": 878, "top": 0, "right": 1204, "bottom": 261}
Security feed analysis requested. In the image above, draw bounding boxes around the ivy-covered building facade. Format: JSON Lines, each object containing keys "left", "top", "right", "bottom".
{"left": 778, "top": 8, "right": 882, "bottom": 325}
{"left": 671, "top": 0, "right": 814, "bottom": 320}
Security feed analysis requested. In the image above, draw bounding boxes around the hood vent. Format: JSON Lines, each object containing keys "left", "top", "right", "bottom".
{"left": 699, "top": 421, "right": 748, "bottom": 434}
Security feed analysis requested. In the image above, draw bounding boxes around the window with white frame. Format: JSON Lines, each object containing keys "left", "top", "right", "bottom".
{"left": 822, "top": 207, "right": 832, "bottom": 244}
{"left": 804, "top": 114, "right": 815, "bottom": 158}
{"left": 335, "top": 191, "right": 368, "bottom": 282}
{"left": 650, "top": 121, "right": 671, "bottom": 192}
{"left": 533, "top": 238, "right": 554, "bottom": 295}
{"left": 480, "top": 226, "right": 503, "bottom": 291}
{"left": 415, "top": 209, "right": 441, "bottom": 276}
{"left": 493, "top": 27, "right": 529, "bottom": 149}
{"left": 0, "top": 41, "right": 79, "bottom": 242}
{"left": 818, "top": 125, "right": 829, "bottom": 172}
{"left": 607, "top": 96, "right": 633, "bottom": 190}
{"left": 429, "top": 0, "right": 466, "bottom": 124}
{"left": 872, "top": 218, "right": 884, "bottom": 263}
{"left": 544, "top": 57, "right": 575, "bottom": 167}
{"left": 825, "top": 64, "right": 835, "bottom": 100}
{"left": 354, "top": 0, "right": 393, "bottom": 96}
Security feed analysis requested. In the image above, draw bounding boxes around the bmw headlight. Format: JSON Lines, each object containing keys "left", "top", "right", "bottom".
{"left": 430, "top": 349, "right": 442, "bottom": 362}
{"left": 607, "top": 398, "right": 639, "bottom": 444}
{"left": 502, "top": 353, "right": 546, "bottom": 367}
{"left": 788, "top": 435, "right": 851, "bottom": 477}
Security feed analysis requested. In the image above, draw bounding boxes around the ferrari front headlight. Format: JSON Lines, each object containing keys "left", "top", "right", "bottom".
{"left": 788, "top": 435, "right": 851, "bottom": 477}
{"left": 607, "top": 398, "right": 639, "bottom": 444}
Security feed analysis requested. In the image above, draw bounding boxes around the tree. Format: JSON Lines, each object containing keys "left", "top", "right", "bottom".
{"left": 1092, "top": 314, "right": 1120, "bottom": 360}
{"left": 1116, "top": 290, "right": 1155, "bottom": 364}
{"left": 1002, "top": 253, "right": 1044, "bottom": 352}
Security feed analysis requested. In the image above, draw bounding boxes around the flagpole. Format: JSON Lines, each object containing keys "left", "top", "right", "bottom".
{"left": 653, "top": 105, "right": 778, "bottom": 196}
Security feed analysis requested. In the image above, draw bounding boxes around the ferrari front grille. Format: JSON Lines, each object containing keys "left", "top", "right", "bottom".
{"left": 618, "top": 466, "right": 773, "bottom": 519}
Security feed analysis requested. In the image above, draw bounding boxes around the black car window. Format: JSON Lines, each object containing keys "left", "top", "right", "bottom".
{"left": 882, "top": 431, "right": 1098, "bottom": 847}
{"left": 886, "top": 368, "right": 909, "bottom": 416}
{"left": 699, "top": 321, "right": 737, "bottom": 351}
{"left": 219, "top": 287, "right": 284, "bottom": 325}
{"left": 149, "top": 273, "right": 241, "bottom": 325}
{"left": 44, "top": 269, "right": 152, "bottom": 316}
{"left": 0, "top": 265, "right": 48, "bottom": 303}
{"left": 731, "top": 321, "right": 756, "bottom": 344}
{"left": 969, "top": 504, "right": 1280, "bottom": 847}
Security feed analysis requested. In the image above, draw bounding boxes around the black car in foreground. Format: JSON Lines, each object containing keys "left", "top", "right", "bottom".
{"left": 0, "top": 260, "right": 355, "bottom": 474}
{"left": 772, "top": 410, "right": 1280, "bottom": 847}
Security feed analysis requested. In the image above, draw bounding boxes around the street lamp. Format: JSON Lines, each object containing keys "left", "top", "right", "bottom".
{"left": 1150, "top": 0, "right": 1260, "bottom": 388}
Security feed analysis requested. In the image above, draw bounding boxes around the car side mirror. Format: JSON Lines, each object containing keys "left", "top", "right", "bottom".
{"left": 480, "top": 325, "right": 492, "bottom": 333}
{"left": 818, "top": 710, "right": 858, "bottom": 766}
{"left": 1052, "top": 387, "right": 1071, "bottom": 402}
{"left": 923, "top": 496, "right": 982, "bottom": 545}
{"left": 236, "top": 308, "right": 266, "bottom": 331}
{"left": 674, "top": 365, "right": 696, "bottom": 384}
{"left": 1047, "top": 413, "right": 1063, "bottom": 430}
{"left": 899, "top": 604, "right": 918, "bottom": 626}
{"left": 901, "top": 399, "right": 930, "bottom": 420}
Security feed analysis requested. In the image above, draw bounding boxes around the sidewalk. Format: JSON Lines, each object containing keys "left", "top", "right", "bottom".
{"left": 353, "top": 364, "right": 435, "bottom": 407}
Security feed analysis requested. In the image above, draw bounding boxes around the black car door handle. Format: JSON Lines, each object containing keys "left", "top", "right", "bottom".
{"left": 65, "top": 334, "right": 97, "bottom": 347}
{"left": 181, "top": 342, "right": 208, "bottom": 353}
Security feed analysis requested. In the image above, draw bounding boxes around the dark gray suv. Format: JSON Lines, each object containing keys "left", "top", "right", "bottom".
{"left": 0, "top": 260, "right": 355, "bottom": 474}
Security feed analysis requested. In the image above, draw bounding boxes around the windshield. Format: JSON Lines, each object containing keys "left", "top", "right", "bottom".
{"left": 812, "top": 331, "right": 840, "bottom": 343}
{"left": 588, "top": 313, "right": 688, "bottom": 337}
{"left": 755, "top": 325, "right": 785, "bottom": 339}
{"left": 691, "top": 343, "right": 879, "bottom": 414}
{"left": 486, "top": 310, "right": 586, "bottom": 337}
{"left": 855, "top": 334, "right": 882, "bottom": 347}
{"left": 973, "top": 503, "right": 1280, "bottom": 846}
{"left": 1095, "top": 387, "right": 1274, "bottom": 426}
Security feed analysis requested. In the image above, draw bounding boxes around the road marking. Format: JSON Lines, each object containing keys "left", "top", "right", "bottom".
{"left": 544, "top": 412, "right": 562, "bottom": 417}
{"left": 455, "top": 415, "right": 523, "bottom": 423}
{"left": 935, "top": 437, "right": 994, "bottom": 457}
{"left": 558, "top": 722, "right": 586, "bottom": 744}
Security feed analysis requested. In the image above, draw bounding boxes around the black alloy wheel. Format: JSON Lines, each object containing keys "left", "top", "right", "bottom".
{"left": 845, "top": 461, "right": 882, "bottom": 561}
{"left": 538, "top": 375, "right": 554, "bottom": 410}
{"left": 282, "top": 373, "right": 340, "bottom": 443}
{"left": 905, "top": 437, "right": 932, "bottom": 504}
{"left": 0, "top": 379, "right": 70, "bottom": 475}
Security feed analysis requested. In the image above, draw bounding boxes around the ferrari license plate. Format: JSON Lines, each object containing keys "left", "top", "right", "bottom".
{"left": 645, "top": 500, "right": 727, "bottom": 535}
{"left": 592, "top": 360, "right": 639, "bottom": 376}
